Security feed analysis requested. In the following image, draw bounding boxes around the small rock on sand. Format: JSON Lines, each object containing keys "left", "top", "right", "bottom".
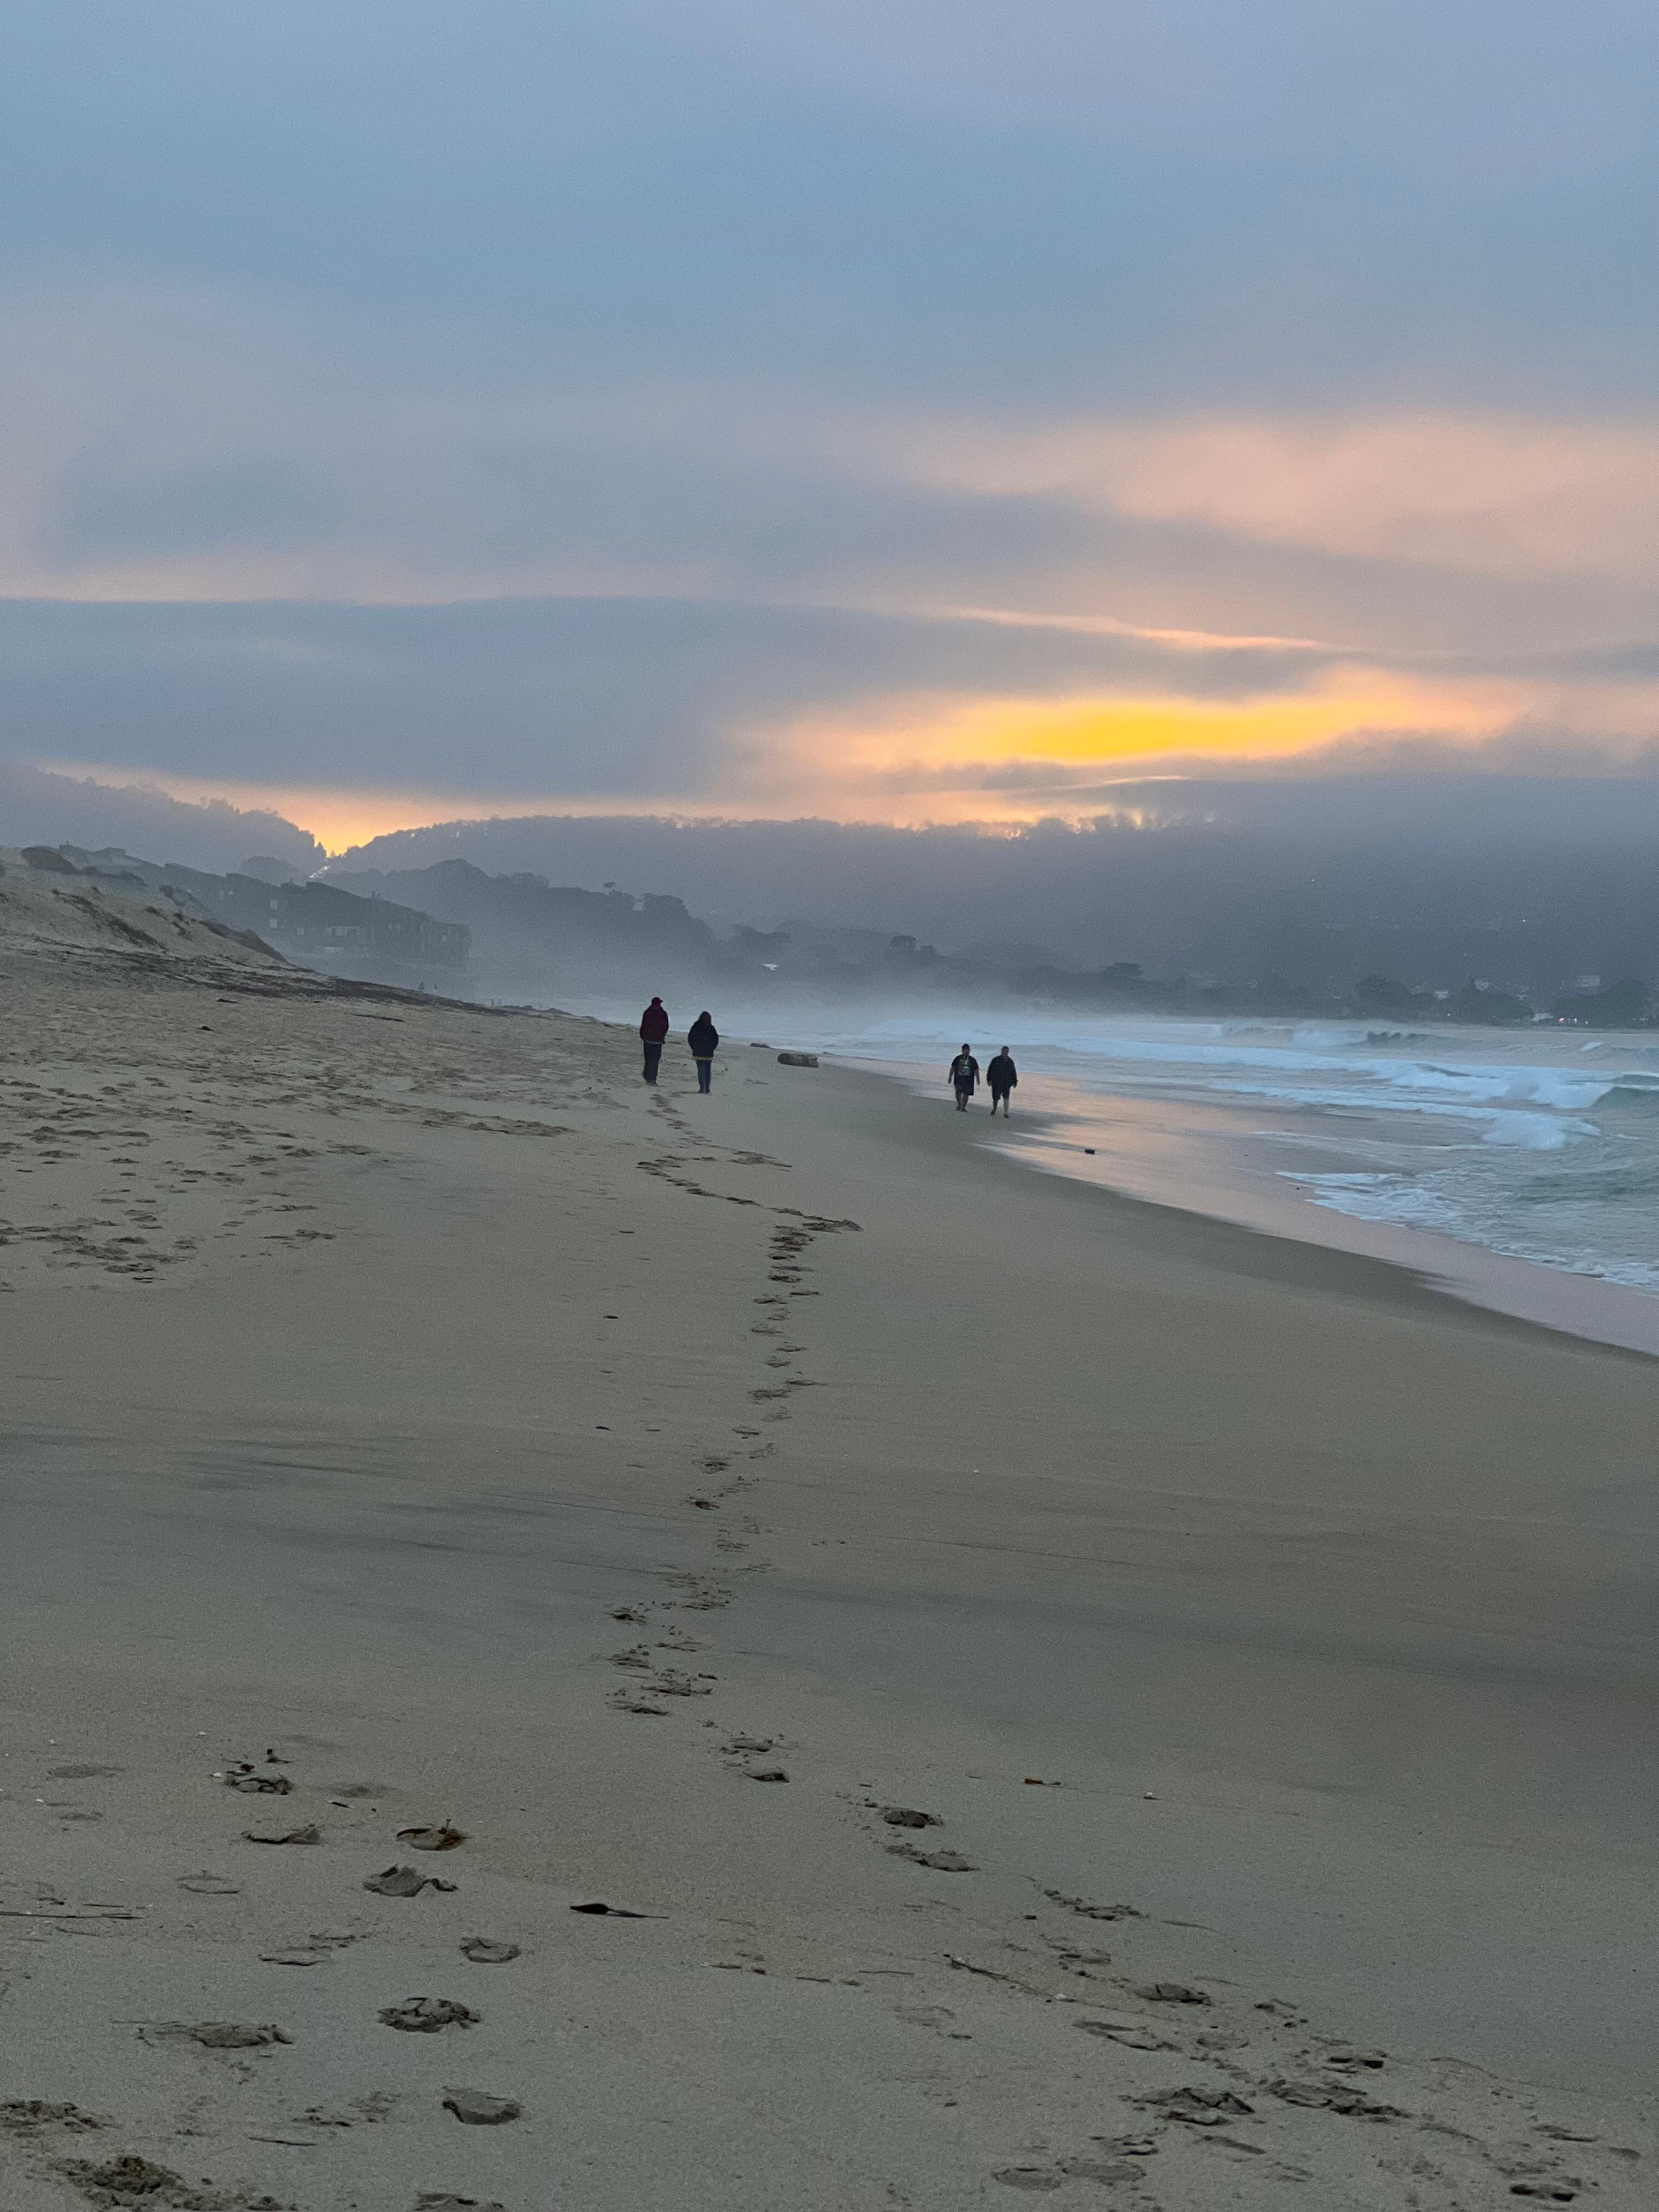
{"left": 442, "top": 2089, "right": 521, "bottom": 2125}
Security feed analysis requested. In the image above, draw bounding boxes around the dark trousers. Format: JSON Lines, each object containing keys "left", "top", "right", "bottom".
{"left": 955, "top": 1085, "right": 973, "bottom": 1109}
{"left": 991, "top": 1086, "right": 1011, "bottom": 1107}
{"left": 695, "top": 1058, "right": 713, "bottom": 1092}
{"left": 642, "top": 1039, "right": 663, "bottom": 1082}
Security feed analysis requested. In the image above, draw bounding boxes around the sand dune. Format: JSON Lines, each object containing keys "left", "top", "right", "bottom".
{"left": 2, "top": 852, "right": 1653, "bottom": 2210}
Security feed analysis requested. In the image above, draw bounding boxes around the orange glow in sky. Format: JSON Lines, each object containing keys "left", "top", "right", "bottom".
{"left": 760, "top": 668, "right": 1538, "bottom": 814}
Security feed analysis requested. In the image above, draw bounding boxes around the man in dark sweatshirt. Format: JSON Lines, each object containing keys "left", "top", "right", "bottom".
{"left": 948, "top": 1044, "right": 980, "bottom": 1110}
{"left": 687, "top": 1010, "right": 720, "bottom": 1093}
{"left": 987, "top": 1047, "right": 1018, "bottom": 1116}
{"left": 639, "top": 996, "right": 669, "bottom": 1083}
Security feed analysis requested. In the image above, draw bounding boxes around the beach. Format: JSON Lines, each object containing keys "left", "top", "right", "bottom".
{"left": 3, "top": 872, "right": 1655, "bottom": 2211}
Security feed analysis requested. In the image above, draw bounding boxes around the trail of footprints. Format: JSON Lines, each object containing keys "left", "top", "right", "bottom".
{"left": 6, "top": 1085, "right": 1646, "bottom": 2208}
{"left": 3, "top": 1759, "right": 538, "bottom": 2211}
{"left": 590, "top": 1103, "right": 1646, "bottom": 2208}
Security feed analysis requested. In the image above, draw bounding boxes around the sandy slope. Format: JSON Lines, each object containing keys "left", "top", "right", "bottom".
{"left": 2, "top": 857, "right": 1653, "bottom": 2211}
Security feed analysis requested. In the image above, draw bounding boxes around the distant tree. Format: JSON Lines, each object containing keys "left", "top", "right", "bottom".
{"left": 733, "top": 923, "right": 792, "bottom": 957}
{"left": 1448, "top": 979, "right": 1530, "bottom": 1025}
{"left": 1354, "top": 973, "right": 1414, "bottom": 1012}
{"left": 1549, "top": 975, "right": 1650, "bottom": 1027}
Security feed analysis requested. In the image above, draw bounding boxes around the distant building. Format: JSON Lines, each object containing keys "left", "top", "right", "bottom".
{"left": 163, "top": 868, "right": 471, "bottom": 976}
{"left": 50, "top": 845, "right": 472, "bottom": 979}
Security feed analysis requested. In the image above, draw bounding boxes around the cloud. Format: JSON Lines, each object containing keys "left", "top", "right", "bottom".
{"left": 47, "top": 455, "right": 341, "bottom": 563}
{"left": 0, "top": 758, "right": 321, "bottom": 871}
{"left": 8, "top": 591, "right": 1653, "bottom": 842}
{"left": 888, "top": 412, "right": 1659, "bottom": 585}
{"left": 0, "top": 9, "right": 1652, "bottom": 830}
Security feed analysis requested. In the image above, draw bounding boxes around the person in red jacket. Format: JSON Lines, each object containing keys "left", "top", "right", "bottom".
{"left": 639, "top": 996, "right": 669, "bottom": 1084}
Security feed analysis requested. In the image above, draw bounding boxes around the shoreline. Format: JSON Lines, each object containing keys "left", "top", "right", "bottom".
{"left": 831, "top": 1050, "right": 1659, "bottom": 1358}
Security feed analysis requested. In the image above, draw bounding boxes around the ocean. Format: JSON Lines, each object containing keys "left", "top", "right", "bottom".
{"left": 809, "top": 1011, "right": 1659, "bottom": 1304}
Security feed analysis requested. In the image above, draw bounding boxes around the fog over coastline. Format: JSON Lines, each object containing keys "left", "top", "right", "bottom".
{"left": 5, "top": 758, "right": 1652, "bottom": 1006}
{"left": 325, "top": 774, "right": 1657, "bottom": 997}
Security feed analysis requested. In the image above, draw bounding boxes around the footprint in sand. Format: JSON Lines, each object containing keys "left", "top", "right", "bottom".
{"left": 61, "top": 2155, "right": 190, "bottom": 2201}
{"left": 242, "top": 1822, "right": 322, "bottom": 1846}
{"left": 222, "top": 1765, "right": 292, "bottom": 1796}
{"left": 301, "top": 2092, "right": 396, "bottom": 2128}
{"left": 1138, "top": 2085, "right": 1254, "bottom": 2126}
{"left": 1041, "top": 1888, "right": 1141, "bottom": 1922}
{"left": 397, "top": 1823, "right": 466, "bottom": 1851}
{"left": 0, "top": 2101, "right": 103, "bottom": 2137}
{"left": 459, "top": 1937, "right": 520, "bottom": 1963}
{"left": 1264, "top": 2076, "right": 1406, "bottom": 2120}
{"left": 364, "top": 1864, "right": 458, "bottom": 1897}
{"left": 184, "top": 2022, "right": 293, "bottom": 2049}
{"left": 647, "top": 1669, "right": 714, "bottom": 1698}
{"left": 1076, "top": 2019, "right": 1175, "bottom": 2052}
{"left": 380, "top": 1998, "right": 479, "bottom": 2033}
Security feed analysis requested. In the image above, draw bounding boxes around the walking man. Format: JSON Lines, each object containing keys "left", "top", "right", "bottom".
{"left": 948, "top": 1043, "right": 980, "bottom": 1110}
{"left": 640, "top": 995, "right": 669, "bottom": 1083}
{"left": 687, "top": 1009, "right": 720, "bottom": 1093}
{"left": 987, "top": 1046, "right": 1018, "bottom": 1116}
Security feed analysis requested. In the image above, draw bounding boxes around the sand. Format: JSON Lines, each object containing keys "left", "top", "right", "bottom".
{"left": 2, "top": 854, "right": 1654, "bottom": 2211}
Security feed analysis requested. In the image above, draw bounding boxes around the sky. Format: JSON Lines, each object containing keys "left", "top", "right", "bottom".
{"left": 2, "top": 2, "right": 1656, "bottom": 850}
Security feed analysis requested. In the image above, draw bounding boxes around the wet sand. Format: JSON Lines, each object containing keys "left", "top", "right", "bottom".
{"left": 842, "top": 1056, "right": 1659, "bottom": 1356}
{"left": 2, "top": 861, "right": 1654, "bottom": 2210}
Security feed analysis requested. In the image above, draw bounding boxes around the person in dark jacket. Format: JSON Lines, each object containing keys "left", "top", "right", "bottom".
{"left": 948, "top": 1044, "right": 980, "bottom": 1110}
{"left": 639, "top": 996, "right": 669, "bottom": 1083}
{"left": 687, "top": 1011, "right": 720, "bottom": 1093}
{"left": 987, "top": 1047, "right": 1018, "bottom": 1116}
